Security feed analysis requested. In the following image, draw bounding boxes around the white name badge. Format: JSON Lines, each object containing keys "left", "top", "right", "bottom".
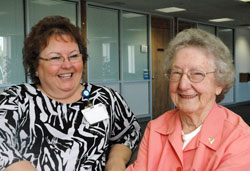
{"left": 81, "top": 103, "right": 109, "bottom": 125}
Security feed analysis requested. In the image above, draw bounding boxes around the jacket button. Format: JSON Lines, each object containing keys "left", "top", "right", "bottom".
{"left": 176, "top": 167, "right": 182, "bottom": 171}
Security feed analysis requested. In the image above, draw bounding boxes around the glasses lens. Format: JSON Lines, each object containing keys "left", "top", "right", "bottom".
{"left": 169, "top": 70, "right": 182, "bottom": 81}
{"left": 189, "top": 70, "right": 205, "bottom": 82}
{"left": 48, "top": 56, "right": 62, "bottom": 65}
{"left": 69, "top": 54, "right": 82, "bottom": 63}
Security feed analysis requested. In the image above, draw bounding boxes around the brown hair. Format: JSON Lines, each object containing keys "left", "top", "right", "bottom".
{"left": 23, "top": 15, "right": 87, "bottom": 84}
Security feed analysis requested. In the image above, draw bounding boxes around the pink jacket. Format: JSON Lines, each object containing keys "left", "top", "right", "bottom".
{"left": 127, "top": 103, "right": 250, "bottom": 171}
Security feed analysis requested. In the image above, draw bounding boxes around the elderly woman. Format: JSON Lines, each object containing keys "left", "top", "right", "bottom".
{"left": 0, "top": 16, "right": 141, "bottom": 171}
{"left": 127, "top": 28, "right": 250, "bottom": 170}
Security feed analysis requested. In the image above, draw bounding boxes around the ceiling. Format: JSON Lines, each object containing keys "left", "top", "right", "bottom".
{"left": 86, "top": 0, "right": 250, "bottom": 28}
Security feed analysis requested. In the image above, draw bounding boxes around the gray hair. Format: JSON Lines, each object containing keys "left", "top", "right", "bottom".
{"left": 164, "top": 28, "right": 235, "bottom": 103}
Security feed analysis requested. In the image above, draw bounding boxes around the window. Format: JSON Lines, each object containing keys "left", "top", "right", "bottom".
{"left": 0, "top": 0, "right": 80, "bottom": 90}
{"left": 87, "top": 5, "right": 150, "bottom": 117}
{"left": 0, "top": 0, "right": 25, "bottom": 85}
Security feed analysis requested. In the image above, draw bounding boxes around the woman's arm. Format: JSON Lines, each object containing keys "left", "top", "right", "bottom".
{"left": 213, "top": 133, "right": 250, "bottom": 171}
{"left": 4, "top": 160, "right": 36, "bottom": 171}
{"left": 0, "top": 86, "right": 29, "bottom": 169}
{"left": 105, "top": 144, "right": 132, "bottom": 171}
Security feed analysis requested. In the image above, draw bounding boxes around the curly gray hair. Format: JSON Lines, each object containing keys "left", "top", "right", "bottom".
{"left": 164, "top": 28, "right": 235, "bottom": 103}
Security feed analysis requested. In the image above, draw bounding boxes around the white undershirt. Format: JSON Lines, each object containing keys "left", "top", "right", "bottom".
{"left": 182, "top": 125, "right": 202, "bottom": 150}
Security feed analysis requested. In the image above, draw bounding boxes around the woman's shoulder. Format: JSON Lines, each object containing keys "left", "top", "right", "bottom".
{"left": 152, "top": 109, "right": 177, "bottom": 122}
{"left": 83, "top": 83, "right": 115, "bottom": 94}
{"left": 1, "top": 83, "right": 37, "bottom": 96}
{"left": 0, "top": 84, "right": 38, "bottom": 107}
{"left": 82, "top": 83, "right": 120, "bottom": 101}
{"left": 211, "top": 105, "right": 250, "bottom": 139}
{"left": 217, "top": 104, "right": 250, "bottom": 134}
{"left": 147, "top": 109, "right": 178, "bottom": 131}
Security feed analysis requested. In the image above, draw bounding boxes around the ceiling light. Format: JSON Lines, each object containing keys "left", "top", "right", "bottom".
{"left": 127, "top": 29, "right": 144, "bottom": 32}
{"left": 219, "top": 29, "right": 233, "bottom": 32}
{"left": 122, "top": 13, "right": 144, "bottom": 18}
{"left": 209, "top": 18, "right": 234, "bottom": 22}
{"left": 239, "top": 0, "right": 250, "bottom": 2}
{"left": 32, "top": 0, "right": 61, "bottom": 5}
{"left": 155, "top": 7, "right": 186, "bottom": 13}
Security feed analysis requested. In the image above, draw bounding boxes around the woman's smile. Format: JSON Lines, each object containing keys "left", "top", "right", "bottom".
{"left": 57, "top": 73, "right": 73, "bottom": 79}
{"left": 179, "top": 93, "right": 198, "bottom": 99}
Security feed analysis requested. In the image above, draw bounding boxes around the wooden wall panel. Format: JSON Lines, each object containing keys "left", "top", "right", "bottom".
{"left": 81, "top": 0, "right": 87, "bottom": 82}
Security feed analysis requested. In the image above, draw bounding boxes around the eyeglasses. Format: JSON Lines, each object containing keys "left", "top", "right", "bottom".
{"left": 165, "top": 69, "right": 215, "bottom": 83}
{"left": 39, "top": 53, "right": 82, "bottom": 65}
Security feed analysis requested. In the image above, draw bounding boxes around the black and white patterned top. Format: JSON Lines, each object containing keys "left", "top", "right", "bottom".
{"left": 0, "top": 83, "right": 141, "bottom": 171}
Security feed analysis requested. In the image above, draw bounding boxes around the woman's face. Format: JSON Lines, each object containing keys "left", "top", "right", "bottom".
{"left": 169, "top": 46, "right": 223, "bottom": 115}
{"left": 37, "top": 34, "right": 83, "bottom": 100}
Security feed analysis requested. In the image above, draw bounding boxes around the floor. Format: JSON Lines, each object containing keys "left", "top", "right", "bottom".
{"left": 128, "top": 102, "right": 250, "bottom": 165}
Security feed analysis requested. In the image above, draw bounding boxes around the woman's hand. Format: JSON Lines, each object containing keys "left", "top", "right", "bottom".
{"left": 105, "top": 144, "right": 132, "bottom": 171}
{"left": 4, "top": 160, "right": 36, "bottom": 171}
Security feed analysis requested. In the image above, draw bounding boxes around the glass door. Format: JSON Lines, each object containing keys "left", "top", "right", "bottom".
{"left": 121, "top": 11, "right": 150, "bottom": 117}
{"left": 87, "top": 5, "right": 151, "bottom": 117}
{"left": 87, "top": 6, "right": 120, "bottom": 92}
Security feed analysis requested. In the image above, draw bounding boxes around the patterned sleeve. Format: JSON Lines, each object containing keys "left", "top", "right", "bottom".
{"left": 107, "top": 88, "right": 141, "bottom": 152}
{"left": 0, "top": 86, "right": 24, "bottom": 169}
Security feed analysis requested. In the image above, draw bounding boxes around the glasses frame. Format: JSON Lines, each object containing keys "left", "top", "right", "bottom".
{"left": 165, "top": 69, "right": 216, "bottom": 83}
{"left": 39, "top": 53, "right": 82, "bottom": 65}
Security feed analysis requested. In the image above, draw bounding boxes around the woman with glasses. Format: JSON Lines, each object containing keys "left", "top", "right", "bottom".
{"left": 127, "top": 28, "right": 250, "bottom": 171}
{"left": 0, "top": 16, "right": 141, "bottom": 171}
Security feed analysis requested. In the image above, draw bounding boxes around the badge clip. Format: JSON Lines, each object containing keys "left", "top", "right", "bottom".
{"left": 82, "top": 89, "right": 93, "bottom": 108}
